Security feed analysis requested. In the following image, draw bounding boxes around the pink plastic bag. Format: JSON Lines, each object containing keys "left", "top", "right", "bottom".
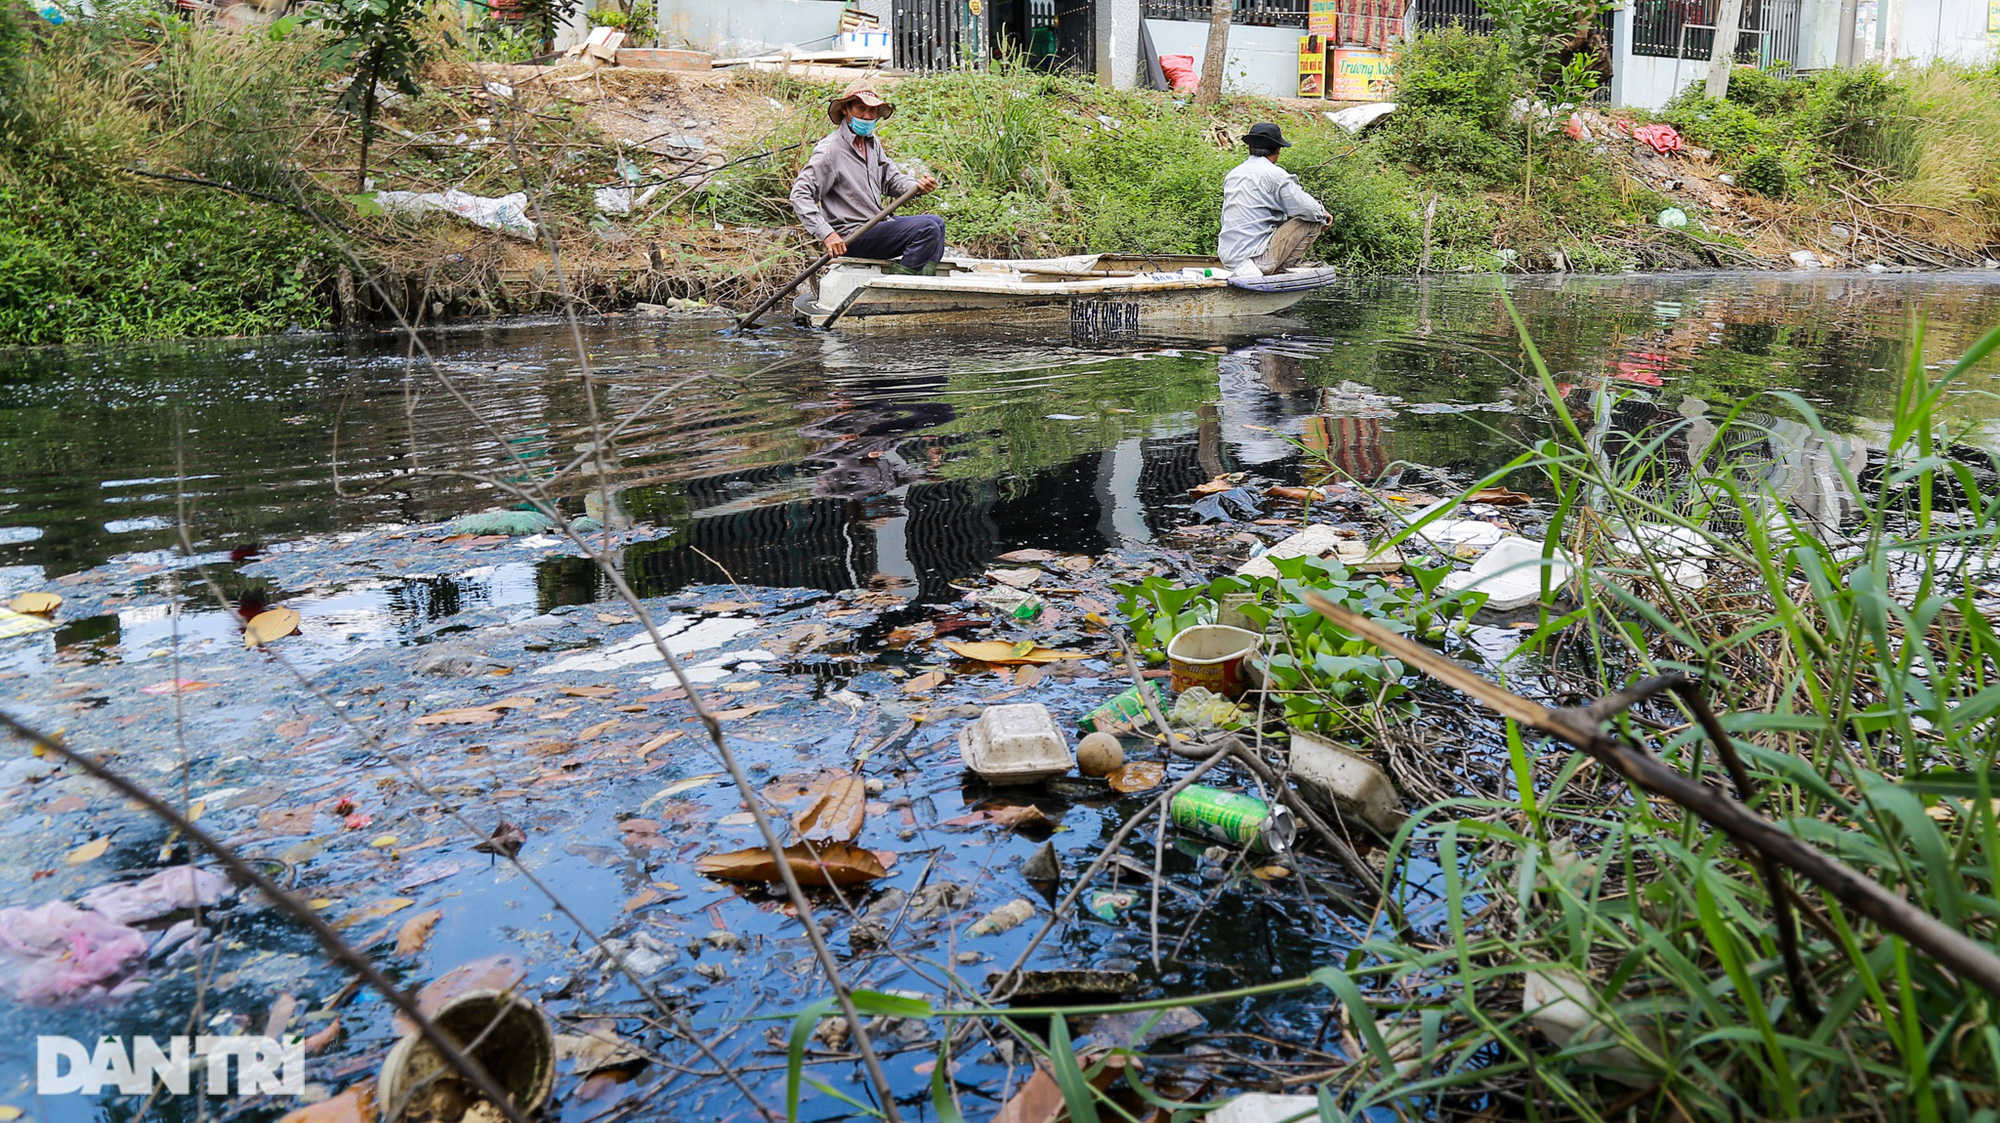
{"left": 0, "top": 901, "right": 149, "bottom": 1003}
{"left": 1160, "top": 54, "right": 1198, "bottom": 92}
{"left": 1631, "top": 123, "right": 1683, "bottom": 154}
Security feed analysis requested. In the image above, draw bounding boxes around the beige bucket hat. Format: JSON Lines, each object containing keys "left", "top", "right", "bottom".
{"left": 827, "top": 79, "right": 896, "bottom": 125}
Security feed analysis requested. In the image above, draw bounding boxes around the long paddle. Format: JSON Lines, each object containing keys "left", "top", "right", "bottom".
{"left": 734, "top": 184, "right": 925, "bottom": 330}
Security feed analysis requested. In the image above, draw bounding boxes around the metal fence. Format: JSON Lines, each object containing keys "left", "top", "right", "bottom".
{"left": 1630, "top": 0, "right": 1801, "bottom": 63}
{"left": 1141, "top": 0, "right": 1311, "bottom": 29}
{"left": 892, "top": 0, "right": 978, "bottom": 71}
{"left": 1409, "top": 0, "right": 1491, "bottom": 35}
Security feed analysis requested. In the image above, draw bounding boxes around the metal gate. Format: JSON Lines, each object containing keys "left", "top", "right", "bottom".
{"left": 892, "top": 0, "right": 978, "bottom": 70}
{"left": 894, "top": 0, "right": 1093, "bottom": 71}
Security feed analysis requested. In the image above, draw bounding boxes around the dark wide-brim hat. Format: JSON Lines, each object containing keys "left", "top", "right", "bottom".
{"left": 828, "top": 79, "right": 896, "bottom": 125}
{"left": 1241, "top": 121, "right": 1292, "bottom": 148}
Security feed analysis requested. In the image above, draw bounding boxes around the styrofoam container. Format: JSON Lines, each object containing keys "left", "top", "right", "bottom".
{"left": 960, "top": 703, "right": 1073, "bottom": 783}
{"left": 1521, "top": 966, "right": 1665, "bottom": 1088}
{"left": 1208, "top": 1094, "right": 1321, "bottom": 1123}
{"left": 1287, "top": 729, "right": 1405, "bottom": 834}
{"left": 1441, "top": 535, "right": 1574, "bottom": 611}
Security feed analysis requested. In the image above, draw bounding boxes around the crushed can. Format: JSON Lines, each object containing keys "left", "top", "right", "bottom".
{"left": 1170, "top": 784, "right": 1296, "bottom": 854}
{"left": 1079, "top": 681, "right": 1169, "bottom": 733}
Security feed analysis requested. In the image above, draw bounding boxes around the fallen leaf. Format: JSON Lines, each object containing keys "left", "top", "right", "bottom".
{"left": 711, "top": 703, "right": 779, "bottom": 721}
{"left": 902, "top": 671, "right": 946, "bottom": 695}
{"left": 1252, "top": 865, "right": 1291, "bottom": 880}
{"left": 275, "top": 718, "right": 311, "bottom": 739}
{"left": 400, "top": 956, "right": 528, "bottom": 1031}
{"left": 993, "top": 1053, "right": 1129, "bottom": 1123}
{"left": 997, "top": 549, "right": 1058, "bottom": 563}
{"left": 412, "top": 706, "right": 505, "bottom": 726}
{"left": 578, "top": 718, "right": 623, "bottom": 742}
{"left": 718, "top": 812, "right": 756, "bottom": 826}
{"left": 720, "top": 681, "right": 760, "bottom": 693}
{"left": 943, "top": 641, "right": 1092, "bottom": 666}
{"left": 988, "top": 567, "right": 1044, "bottom": 589}
{"left": 473, "top": 820, "right": 526, "bottom": 858}
{"left": 344, "top": 898, "right": 415, "bottom": 925}
{"left": 989, "top": 804, "right": 1057, "bottom": 829}
{"left": 244, "top": 607, "right": 301, "bottom": 648}
{"left": 793, "top": 771, "right": 867, "bottom": 843}
{"left": 1013, "top": 665, "right": 1044, "bottom": 688}
{"left": 6, "top": 592, "right": 60, "bottom": 615}
{"left": 559, "top": 685, "right": 619, "bottom": 698}
{"left": 140, "top": 679, "right": 215, "bottom": 695}
{"left": 698, "top": 600, "right": 757, "bottom": 613}
{"left": 1263, "top": 485, "right": 1327, "bottom": 502}
{"left": 65, "top": 837, "right": 110, "bottom": 865}
{"left": 263, "top": 993, "right": 298, "bottom": 1039}
{"left": 277, "top": 1081, "right": 374, "bottom": 1123}
{"left": 635, "top": 730, "right": 685, "bottom": 758}
{"left": 260, "top": 806, "right": 316, "bottom": 835}
{"left": 1107, "top": 762, "right": 1165, "bottom": 792}
{"left": 641, "top": 772, "right": 722, "bottom": 810}
{"left": 696, "top": 842, "right": 891, "bottom": 887}
{"left": 624, "top": 888, "right": 663, "bottom": 913}
{"left": 1190, "top": 475, "right": 1237, "bottom": 497}
{"left": 301, "top": 1018, "right": 342, "bottom": 1053}
{"left": 1469, "top": 486, "right": 1534, "bottom": 506}
{"left": 394, "top": 909, "right": 443, "bottom": 955}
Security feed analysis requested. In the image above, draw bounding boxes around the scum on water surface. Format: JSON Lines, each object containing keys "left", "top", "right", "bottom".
{"left": 1, "top": 273, "right": 1999, "bottom": 1120}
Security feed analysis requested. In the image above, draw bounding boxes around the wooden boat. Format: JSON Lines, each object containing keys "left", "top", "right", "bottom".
{"left": 794, "top": 253, "right": 1339, "bottom": 334}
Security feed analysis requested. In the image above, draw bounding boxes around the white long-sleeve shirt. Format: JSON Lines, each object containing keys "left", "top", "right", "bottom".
{"left": 1217, "top": 156, "right": 1330, "bottom": 267}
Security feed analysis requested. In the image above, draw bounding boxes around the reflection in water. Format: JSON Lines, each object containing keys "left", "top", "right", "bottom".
{"left": 1, "top": 272, "right": 1997, "bottom": 636}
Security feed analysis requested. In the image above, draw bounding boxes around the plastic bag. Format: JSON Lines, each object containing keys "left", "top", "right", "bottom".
{"left": 1160, "top": 54, "right": 1198, "bottom": 92}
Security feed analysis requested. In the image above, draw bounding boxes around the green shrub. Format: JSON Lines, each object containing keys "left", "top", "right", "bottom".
{"left": 1738, "top": 149, "right": 1789, "bottom": 195}
{"left": 1796, "top": 64, "right": 1913, "bottom": 173}
{"left": 1392, "top": 25, "right": 1518, "bottom": 128}
{"left": 1373, "top": 104, "right": 1517, "bottom": 184}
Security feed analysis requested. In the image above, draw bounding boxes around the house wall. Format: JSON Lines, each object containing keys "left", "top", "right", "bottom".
{"left": 654, "top": 0, "right": 851, "bottom": 55}
{"left": 1146, "top": 19, "right": 1309, "bottom": 97}
{"left": 1895, "top": 0, "right": 1994, "bottom": 62}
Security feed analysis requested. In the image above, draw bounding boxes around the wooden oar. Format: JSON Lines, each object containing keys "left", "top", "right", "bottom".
{"left": 734, "top": 184, "right": 925, "bottom": 330}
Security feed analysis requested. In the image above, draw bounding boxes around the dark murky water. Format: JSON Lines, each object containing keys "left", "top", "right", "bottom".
{"left": 2, "top": 271, "right": 1999, "bottom": 1121}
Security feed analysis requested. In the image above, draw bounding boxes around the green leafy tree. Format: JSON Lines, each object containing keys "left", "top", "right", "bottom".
{"left": 318, "top": 0, "right": 435, "bottom": 191}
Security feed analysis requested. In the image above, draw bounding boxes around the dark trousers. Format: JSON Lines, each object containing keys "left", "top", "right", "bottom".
{"left": 845, "top": 214, "right": 946, "bottom": 268}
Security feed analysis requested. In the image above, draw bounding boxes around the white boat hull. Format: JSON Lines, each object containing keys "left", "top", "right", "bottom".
{"left": 797, "top": 255, "right": 1338, "bottom": 335}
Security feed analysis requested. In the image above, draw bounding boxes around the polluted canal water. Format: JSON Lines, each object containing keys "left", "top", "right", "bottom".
{"left": 1, "top": 271, "right": 1999, "bottom": 1121}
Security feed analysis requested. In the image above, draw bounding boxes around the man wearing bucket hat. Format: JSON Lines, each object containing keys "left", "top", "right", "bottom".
{"left": 789, "top": 80, "right": 944, "bottom": 275}
{"left": 1217, "top": 122, "right": 1330, "bottom": 277}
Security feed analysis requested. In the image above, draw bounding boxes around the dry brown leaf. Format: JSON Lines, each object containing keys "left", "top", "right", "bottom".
{"left": 1264, "top": 485, "right": 1328, "bottom": 502}
{"left": 1013, "top": 665, "right": 1045, "bottom": 688}
{"left": 260, "top": 806, "right": 316, "bottom": 835}
{"left": 636, "top": 730, "right": 685, "bottom": 757}
{"left": 624, "top": 888, "right": 663, "bottom": 913}
{"left": 472, "top": 820, "right": 526, "bottom": 857}
{"left": 578, "top": 718, "right": 623, "bottom": 742}
{"left": 65, "top": 837, "right": 110, "bottom": 865}
{"left": 943, "top": 640, "right": 1091, "bottom": 666}
{"left": 997, "top": 549, "right": 1058, "bottom": 563}
{"left": 711, "top": 703, "right": 780, "bottom": 721}
{"left": 1190, "top": 476, "right": 1236, "bottom": 497}
{"left": 412, "top": 706, "right": 504, "bottom": 726}
{"left": 344, "top": 897, "right": 415, "bottom": 925}
{"left": 902, "top": 671, "right": 946, "bottom": 695}
{"left": 490, "top": 696, "right": 534, "bottom": 710}
{"left": 1107, "top": 762, "right": 1166, "bottom": 792}
{"left": 793, "top": 771, "right": 867, "bottom": 843}
{"left": 6, "top": 592, "right": 61, "bottom": 615}
{"left": 399, "top": 956, "right": 528, "bottom": 1032}
{"left": 994, "top": 1053, "right": 1129, "bottom": 1123}
{"left": 698, "top": 600, "right": 757, "bottom": 613}
{"left": 1251, "top": 865, "right": 1291, "bottom": 880}
{"left": 301, "top": 1018, "right": 342, "bottom": 1054}
{"left": 559, "top": 685, "right": 619, "bottom": 698}
{"left": 275, "top": 718, "right": 311, "bottom": 739}
{"left": 244, "top": 607, "right": 301, "bottom": 649}
{"left": 1468, "top": 486, "right": 1534, "bottom": 506}
{"left": 277, "top": 1081, "right": 374, "bottom": 1123}
{"left": 695, "top": 842, "right": 892, "bottom": 887}
{"left": 394, "top": 909, "right": 443, "bottom": 955}
{"left": 988, "top": 567, "right": 1045, "bottom": 589}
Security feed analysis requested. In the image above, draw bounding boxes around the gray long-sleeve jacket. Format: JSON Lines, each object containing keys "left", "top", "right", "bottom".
{"left": 789, "top": 127, "right": 919, "bottom": 241}
{"left": 1217, "top": 156, "right": 1330, "bottom": 267}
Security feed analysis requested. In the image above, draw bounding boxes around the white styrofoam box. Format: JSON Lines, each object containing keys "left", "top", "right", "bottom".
{"left": 959, "top": 703, "right": 1073, "bottom": 783}
{"left": 1287, "top": 729, "right": 1404, "bottom": 834}
{"left": 1440, "top": 535, "right": 1574, "bottom": 611}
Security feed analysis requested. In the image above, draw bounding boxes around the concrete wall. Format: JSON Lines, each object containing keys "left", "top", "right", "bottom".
{"left": 1895, "top": 0, "right": 1995, "bottom": 63}
{"left": 655, "top": 0, "right": 850, "bottom": 54}
{"left": 1147, "top": 19, "right": 1307, "bottom": 97}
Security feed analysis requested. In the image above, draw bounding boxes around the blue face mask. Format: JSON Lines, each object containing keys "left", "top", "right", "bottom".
{"left": 848, "top": 117, "right": 878, "bottom": 138}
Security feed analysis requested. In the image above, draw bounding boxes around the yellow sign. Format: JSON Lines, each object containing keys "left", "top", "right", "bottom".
{"left": 1330, "top": 46, "right": 1393, "bottom": 101}
{"left": 1298, "top": 34, "right": 1327, "bottom": 98}
{"left": 1307, "top": 0, "right": 1339, "bottom": 35}
{"left": 1989, "top": 0, "right": 1999, "bottom": 32}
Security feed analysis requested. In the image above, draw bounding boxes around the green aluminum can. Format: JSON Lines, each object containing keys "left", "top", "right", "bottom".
{"left": 1079, "top": 681, "right": 1168, "bottom": 733}
{"left": 1170, "top": 784, "right": 1296, "bottom": 853}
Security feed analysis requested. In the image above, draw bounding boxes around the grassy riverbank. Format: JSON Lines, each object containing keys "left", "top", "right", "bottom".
{"left": 3, "top": 1, "right": 1999, "bottom": 345}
